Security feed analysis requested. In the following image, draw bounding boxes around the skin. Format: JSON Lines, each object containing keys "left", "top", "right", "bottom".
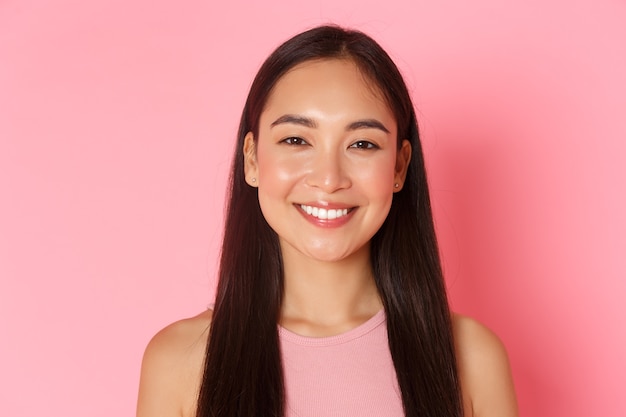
{"left": 245, "top": 59, "right": 410, "bottom": 334}
{"left": 137, "top": 59, "right": 519, "bottom": 417}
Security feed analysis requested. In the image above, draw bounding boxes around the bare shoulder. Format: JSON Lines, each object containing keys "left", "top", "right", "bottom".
{"left": 137, "top": 309, "right": 212, "bottom": 417}
{"left": 452, "top": 313, "right": 519, "bottom": 417}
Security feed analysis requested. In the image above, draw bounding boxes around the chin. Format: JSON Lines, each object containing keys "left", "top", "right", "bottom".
{"left": 302, "top": 245, "right": 365, "bottom": 263}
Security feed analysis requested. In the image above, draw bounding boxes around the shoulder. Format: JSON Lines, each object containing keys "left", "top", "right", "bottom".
{"left": 452, "top": 314, "right": 519, "bottom": 417}
{"left": 137, "top": 309, "right": 212, "bottom": 417}
{"left": 141, "top": 310, "right": 212, "bottom": 368}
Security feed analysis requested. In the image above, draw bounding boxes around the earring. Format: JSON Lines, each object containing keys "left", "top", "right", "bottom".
{"left": 394, "top": 183, "right": 399, "bottom": 188}
{"left": 251, "top": 178, "right": 256, "bottom": 183}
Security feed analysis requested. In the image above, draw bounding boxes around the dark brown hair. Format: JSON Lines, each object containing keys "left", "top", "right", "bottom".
{"left": 197, "top": 25, "right": 463, "bottom": 417}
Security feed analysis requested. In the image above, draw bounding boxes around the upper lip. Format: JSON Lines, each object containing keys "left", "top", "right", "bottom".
{"left": 297, "top": 201, "right": 356, "bottom": 210}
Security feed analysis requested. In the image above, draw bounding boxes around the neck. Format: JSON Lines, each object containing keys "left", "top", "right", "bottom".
{"left": 279, "top": 243, "right": 382, "bottom": 337}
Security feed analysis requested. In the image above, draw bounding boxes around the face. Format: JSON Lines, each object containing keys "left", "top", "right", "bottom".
{"left": 244, "top": 59, "right": 411, "bottom": 264}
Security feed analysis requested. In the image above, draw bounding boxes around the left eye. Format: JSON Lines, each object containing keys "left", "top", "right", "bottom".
{"left": 350, "top": 140, "right": 378, "bottom": 149}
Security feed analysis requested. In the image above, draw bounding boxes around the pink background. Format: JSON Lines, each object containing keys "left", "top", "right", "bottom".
{"left": 1, "top": 1, "right": 625, "bottom": 416}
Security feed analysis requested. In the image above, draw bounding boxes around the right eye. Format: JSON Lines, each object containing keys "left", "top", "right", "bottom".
{"left": 281, "top": 136, "right": 308, "bottom": 146}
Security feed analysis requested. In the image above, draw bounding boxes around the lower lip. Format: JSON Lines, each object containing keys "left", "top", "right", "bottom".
{"left": 295, "top": 205, "right": 356, "bottom": 228}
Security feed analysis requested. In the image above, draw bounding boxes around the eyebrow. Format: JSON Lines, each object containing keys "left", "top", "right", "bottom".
{"left": 346, "top": 119, "right": 390, "bottom": 133}
{"left": 270, "top": 114, "right": 390, "bottom": 133}
{"left": 271, "top": 114, "right": 317, "bottom": 128}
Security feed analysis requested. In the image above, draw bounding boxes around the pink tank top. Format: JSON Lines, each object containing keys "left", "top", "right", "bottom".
{"left": 279, "top": 310, "right": 404, "bottom": 416}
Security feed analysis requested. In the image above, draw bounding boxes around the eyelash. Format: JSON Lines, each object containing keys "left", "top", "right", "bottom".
{"left": 279, "top": 137, "right": 379, "bottom": 150}
{"left": 350, "top": 140, "right": 379, "bottom": 150}
{"left": 281, "top": 136, "right": 309, "bottom": 146}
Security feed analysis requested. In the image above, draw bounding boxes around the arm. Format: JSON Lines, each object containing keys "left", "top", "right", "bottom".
{"left": 453, "top": 315, "right": 519, "bottom": 417}
{"left": 137, "top": 312, "right": 211, "bottom": 417}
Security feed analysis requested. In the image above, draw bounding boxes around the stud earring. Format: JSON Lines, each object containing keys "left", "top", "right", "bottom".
{"left": 394, "top": 183, "right": 399, "bottom": 188}
{"left": 251, "top": 178, "right": 256, "bottom": 183}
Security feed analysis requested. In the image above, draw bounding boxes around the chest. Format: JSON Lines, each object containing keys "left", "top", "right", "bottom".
{"left": 279, "top": 317, "right": 404, "bottom": 417}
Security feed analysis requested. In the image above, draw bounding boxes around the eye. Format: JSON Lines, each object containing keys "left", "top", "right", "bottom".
{"left": 281, "top": 136, "right": 309, "bottom": 146}
{"left": 350, "top": 140, "right": 379, "bottom": 150}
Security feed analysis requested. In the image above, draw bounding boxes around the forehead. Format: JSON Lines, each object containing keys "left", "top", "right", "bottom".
{"left": 261, "top": 59, "right": 394, "bottom": 124}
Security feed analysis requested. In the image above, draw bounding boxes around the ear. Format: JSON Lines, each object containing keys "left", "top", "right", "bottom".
{"left": 393, "top": 140, "right": 411, "bottom": 192}
{"left": 243, "top": 132, "right": 259, "bottom": 187}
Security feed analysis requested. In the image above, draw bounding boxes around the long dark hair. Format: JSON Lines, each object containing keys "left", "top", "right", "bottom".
{"left": 197, "top": 25, "right": 463, "bottom": 417}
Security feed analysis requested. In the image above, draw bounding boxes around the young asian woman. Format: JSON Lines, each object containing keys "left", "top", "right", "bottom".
{"left": 137, "top": 25, "right": 518, "bottom": 417}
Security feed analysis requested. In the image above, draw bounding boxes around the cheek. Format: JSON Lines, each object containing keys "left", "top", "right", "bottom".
{"left": 257, "top": 154, "right": 305, "bottom": 189}
{"left": 255, "top": 145, "right": 307, "bottom": 209}
{"left": 353, "top": 157, "right": 397, "bottom": 197}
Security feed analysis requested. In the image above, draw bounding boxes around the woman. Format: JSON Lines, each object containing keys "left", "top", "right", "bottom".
{"left": 137, "top": 25, "right": 518, "bottom": 417}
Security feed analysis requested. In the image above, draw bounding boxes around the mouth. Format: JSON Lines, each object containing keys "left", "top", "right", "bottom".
{"left": 298, "top": 204, "right": 355, "bottom": 220}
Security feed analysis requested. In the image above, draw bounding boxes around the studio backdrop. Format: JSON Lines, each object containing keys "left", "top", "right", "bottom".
{"left": 1, "top": 1, "right": 625, "bottom": 416}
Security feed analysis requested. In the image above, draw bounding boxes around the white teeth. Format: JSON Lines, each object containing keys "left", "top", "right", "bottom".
{"left": 300, "top": 205, "right": 349, "bottom": 220}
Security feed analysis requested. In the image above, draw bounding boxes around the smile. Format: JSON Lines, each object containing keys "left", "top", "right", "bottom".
{"left": 299, "top": 204, "right": 351, "bottom": 220}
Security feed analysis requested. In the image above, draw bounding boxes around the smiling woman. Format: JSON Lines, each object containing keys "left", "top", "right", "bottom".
{"left": 245, "top": 59, "right": 409, "bottom": 264}
{"left": 136, "top": 25, "right": 518, "bottom": 417}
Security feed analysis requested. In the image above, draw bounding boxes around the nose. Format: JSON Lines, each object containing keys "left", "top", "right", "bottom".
{"left": 304, "top": 150, "right": 351, "bottom": 193}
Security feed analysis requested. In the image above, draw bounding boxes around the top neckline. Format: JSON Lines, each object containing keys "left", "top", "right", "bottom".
{"left": 278, "top": 309, "right": 386, "bottom": 347}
